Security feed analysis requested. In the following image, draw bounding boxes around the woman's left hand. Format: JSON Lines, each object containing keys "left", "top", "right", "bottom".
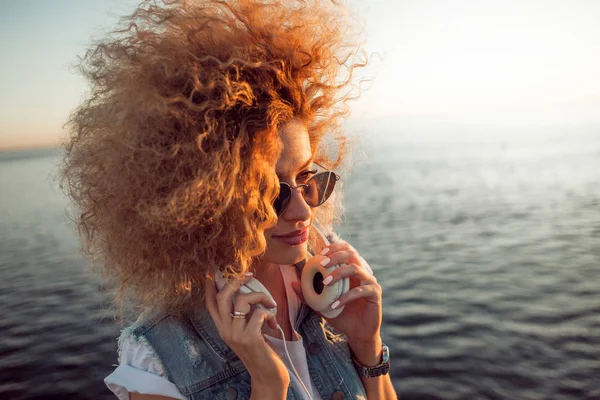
{"left": 291, "top": 241, "right": 382, "bottom": 344}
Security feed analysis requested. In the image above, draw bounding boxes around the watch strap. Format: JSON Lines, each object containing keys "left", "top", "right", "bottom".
{"left": 351, "top": 344, "right": 390, "bottom": 378}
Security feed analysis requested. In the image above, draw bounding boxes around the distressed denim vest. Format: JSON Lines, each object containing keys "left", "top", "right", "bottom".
{"left": 130, "top": 302, "right": 368, "bottom": 400}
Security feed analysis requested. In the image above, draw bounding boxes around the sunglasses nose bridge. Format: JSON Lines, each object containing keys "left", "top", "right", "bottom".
{"left": 289, "top": 183, "right": 310, "bottom": 204}
{"left": 278, "top": 183, "right": 311, "bottom": 217}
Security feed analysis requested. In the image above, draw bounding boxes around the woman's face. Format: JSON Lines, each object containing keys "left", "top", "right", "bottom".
{"left": 263, "top": 119, "right": 314, "bottom": 265}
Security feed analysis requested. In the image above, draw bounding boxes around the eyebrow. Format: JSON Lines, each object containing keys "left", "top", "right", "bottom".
{"left": 276, "top": 157, "right": 313, "bottom": 179}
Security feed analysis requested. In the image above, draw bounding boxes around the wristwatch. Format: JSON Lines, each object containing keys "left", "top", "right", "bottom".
{"left": 351, "top": 344, "right": 390, "bottom": 378}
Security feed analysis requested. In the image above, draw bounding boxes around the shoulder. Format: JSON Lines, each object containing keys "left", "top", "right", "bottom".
{"left": 127, "top": 309, "right": 177, "bottom": 337}
{"left": 109, "top": 309, "right": 198, "bottom": 379}
{"left": 104, "top": 321, "right": 188, "bottom": 400}
{"left": 117, "top": 324, "right": 168, "bottom": 376}
{"left": 124, "top": 310, "right": 203, "bottom": 373}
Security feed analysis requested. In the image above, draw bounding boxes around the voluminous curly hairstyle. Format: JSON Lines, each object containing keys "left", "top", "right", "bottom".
{"left": 60, "top": 0, "right": 366, "bottom": 313}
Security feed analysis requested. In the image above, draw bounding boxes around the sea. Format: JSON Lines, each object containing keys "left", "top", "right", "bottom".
{"left": 1, "top": 124, "right": 599, "bottom": 399}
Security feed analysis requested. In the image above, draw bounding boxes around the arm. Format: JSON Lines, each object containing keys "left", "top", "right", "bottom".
{"left": 349, "top": 337, "right": 398, "bottom": 400}
{"left": 250, "top": 375, "right": 290, "bottom": 400}
{"left": 249, "top": 378, "right": 289, "bottom": 400}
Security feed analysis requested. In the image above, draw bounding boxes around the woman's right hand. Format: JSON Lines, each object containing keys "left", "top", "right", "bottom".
{"left": 204, "top": 272, "right": 290, "bottom": 397}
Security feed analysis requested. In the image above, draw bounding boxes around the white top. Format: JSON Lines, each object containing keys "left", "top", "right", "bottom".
{"left": 104, "top": 265, "right": 321, "bottom": 400}
{"left": 264, "top": 264, "right": 322, "bottom": 400}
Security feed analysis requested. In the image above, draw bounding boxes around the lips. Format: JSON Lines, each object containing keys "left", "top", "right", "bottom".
{"left": 273, "top": 227, "right": 309, "bottom": 246}
{"left": 274, "top": 226, "right": 308, "bottom": 238}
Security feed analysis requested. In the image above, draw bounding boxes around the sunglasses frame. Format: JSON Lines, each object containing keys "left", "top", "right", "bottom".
{"left": 274, "top": 161, "right": 340, "bottom": 217}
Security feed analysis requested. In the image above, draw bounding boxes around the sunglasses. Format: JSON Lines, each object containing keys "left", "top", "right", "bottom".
{"left": 273, "top": 162, "right": 340, "bottom": 217}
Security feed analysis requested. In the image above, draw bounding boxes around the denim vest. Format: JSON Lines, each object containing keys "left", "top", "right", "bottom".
{"left": 130, "top": 302, "right": 368, "bottom": 400}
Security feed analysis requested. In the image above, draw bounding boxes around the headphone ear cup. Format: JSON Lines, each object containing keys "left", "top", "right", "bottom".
{"left": 301, "top": 255, "right": 350, "bottom": 319}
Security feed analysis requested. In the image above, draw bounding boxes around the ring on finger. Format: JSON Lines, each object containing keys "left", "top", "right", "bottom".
{"left": 229, "top": 313, "right": 247, "bottom": 319}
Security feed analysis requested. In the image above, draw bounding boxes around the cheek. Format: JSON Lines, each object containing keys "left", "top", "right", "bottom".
{"left": 263, "top": 216, "right": 285, "bottom": 247}
{"left": 263, "top": 225, "right": 276, "bottom": 245}
{"left": 262, "top": 227, "right": 278, "bottom": 255}
{"left": 264, "top": 231, "right": 274, "bottom": 249}
{"left": 264, "top": 233, "right": 284, "bottom": 255}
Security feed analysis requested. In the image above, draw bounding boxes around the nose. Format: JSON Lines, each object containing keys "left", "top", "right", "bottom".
{"left": 281, "top": 187, "right": 311, "bottom": 222}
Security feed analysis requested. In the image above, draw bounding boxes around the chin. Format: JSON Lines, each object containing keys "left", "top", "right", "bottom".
{"left": 265, "top": 241, "right": 308, "bottom": 266}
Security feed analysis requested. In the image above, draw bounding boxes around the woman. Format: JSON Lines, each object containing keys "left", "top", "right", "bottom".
{"left": 60, "top": 0, "right": 396, "bottom": 399}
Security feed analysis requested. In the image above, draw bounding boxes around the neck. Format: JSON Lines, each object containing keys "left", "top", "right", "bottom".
{"left": 251, "top": 258, "right": 290, "bottom": 339}
{"left": 251, "top": 258, "right": 285, "bottom": 302}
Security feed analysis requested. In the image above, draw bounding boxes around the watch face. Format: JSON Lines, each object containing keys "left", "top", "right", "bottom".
{"left": 382, "top": 345, "right": 390, "bottom": 363}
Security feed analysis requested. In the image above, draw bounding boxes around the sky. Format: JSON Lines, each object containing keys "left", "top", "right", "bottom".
{"left": 1, "top": 0, "right": 599, "bottom": 149}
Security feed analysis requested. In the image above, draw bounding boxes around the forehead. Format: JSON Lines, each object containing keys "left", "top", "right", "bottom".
{"left": 275, "top": 120, "right": 312, "bottom": 176}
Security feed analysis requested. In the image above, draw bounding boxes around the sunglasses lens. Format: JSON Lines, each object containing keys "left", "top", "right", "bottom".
{"left": 273, "top": 172, "right": 338, "bottom": 216}
{"left": 274, "top": 183, "right": 292, "bottom": 216}
{"left": 304, "top": 172, "right": 336, "bottom": 207}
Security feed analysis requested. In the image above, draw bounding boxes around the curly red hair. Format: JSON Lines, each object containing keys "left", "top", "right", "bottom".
{"left": 60, "top": 0, "right": 366, "bottom": 313}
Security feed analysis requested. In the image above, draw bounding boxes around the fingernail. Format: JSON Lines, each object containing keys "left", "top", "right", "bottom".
{"left": 320, "top": 257, "right": 330, "bottom": 267}
{"left": 323, "top": 275, "right": 333, "bottom": 285}
{"left": 331, "top": 300, "right": 340, "bottom": 310}
{"left": 243, "top": 271, "right": 254, "bottom": 277}
{"left": 320, "top": 247, "right": 330, "bottom": 256}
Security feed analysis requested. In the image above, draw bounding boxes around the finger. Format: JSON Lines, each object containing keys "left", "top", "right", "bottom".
{"left": 319, "top": 241, "right": 353, "bottom": 256}
{"left": 229, "top": 292, "right": 278, "bottom": 338}
{"left": 358, "top": 255, "right": 374, "bottom": 276}
{"left": 215, "top": 273, "right": 254, "bottom": 317}
{"left": 291, "top": 281, "right": 305, "bottom": 303}
{"left": 232, "top": 292, "right": 277, "bottom": 314}
{"left": 323, "top": 263, "right": 378, "bottom": 287}
{"left": 319, "top": 250, "right": 358, "bottom": 269}
{"left": 332, "top": 283, "right": 381, "bottom": 310}
{"left": 204, "top": 273, "right": 219, "bottom": 321}
{"left": 245, "top": 308, "right": 279, "bottom": 333}
{"left": 320, "top": 244, "right": 375, "bottom": 278}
